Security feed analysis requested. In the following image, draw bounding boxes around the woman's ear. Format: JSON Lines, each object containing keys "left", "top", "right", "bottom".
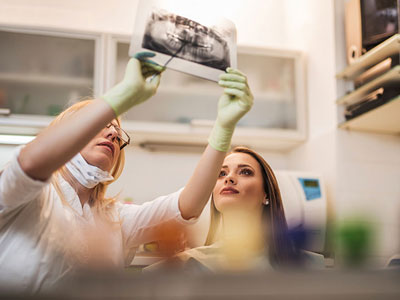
{"left": 263, "top": 195, "right": 269, "bottom": 205}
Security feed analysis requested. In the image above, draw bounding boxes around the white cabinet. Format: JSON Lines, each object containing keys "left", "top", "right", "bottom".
{"left": 106, "top": 35, "right": 307, "bottom": 151}
{"left": 0, "top": 25, "right": 104, "bottom": 135}
{"left": 0, "top": 27, "right": 307, "bottom": 151}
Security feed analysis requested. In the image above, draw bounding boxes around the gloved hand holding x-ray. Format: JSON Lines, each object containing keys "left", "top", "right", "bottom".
{"left": 102, "top": 52, "right": 165, "bottom": 116}
{"left": 208, "top": 68, "right": 254, "bottom": 152}
{"left": 129, "top": 0, "right": 237, "bottom": 82}
{"left": 129, "top": 0, "right": 251, "bottom": 152}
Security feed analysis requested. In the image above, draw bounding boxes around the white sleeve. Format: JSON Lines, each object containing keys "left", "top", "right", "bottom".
{"left": 0, "top": 147, "right": 49, "bottom": 213}
{"left": 119, "top": 188, "right": 197, "bottom": 248}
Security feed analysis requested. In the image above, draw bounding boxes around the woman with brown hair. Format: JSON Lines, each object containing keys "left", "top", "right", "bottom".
{"left": 149, "top": 146, "right": 296, "bottom": 271}
{"left": 0, "top": 52, "right": 253, "bottom": 292}
{"left": 205, "top": 146, "right": 295, "bottom": 268}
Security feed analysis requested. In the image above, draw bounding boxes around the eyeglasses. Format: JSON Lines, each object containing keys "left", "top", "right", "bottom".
{"left": 106, "top": 123, "right": 130, "bottom": 150}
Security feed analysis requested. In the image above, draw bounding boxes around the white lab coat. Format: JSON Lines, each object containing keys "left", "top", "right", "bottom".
{"left": 0, "top": 148, "right": 194, "bottom": 293}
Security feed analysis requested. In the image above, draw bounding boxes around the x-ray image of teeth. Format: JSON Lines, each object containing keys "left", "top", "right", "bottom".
{"left": 129, "top": 0, "right": 237, "bottom": 82}
{"left": 142, "top": 9, "right": 230, "bottom": 71}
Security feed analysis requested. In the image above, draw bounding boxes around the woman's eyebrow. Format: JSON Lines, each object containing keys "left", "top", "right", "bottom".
{"left": 238, "top": 164, "right": 254, "bottom": 170}
{"left": 221, "top": 164, "right": 255, "bottom": 170}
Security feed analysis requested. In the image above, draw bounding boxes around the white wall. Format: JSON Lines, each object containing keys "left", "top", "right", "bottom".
{"left": 281, "top": 0, "right": 338, "bottom": 235}
{"left": 0, "top": 0, "right": 140, "bottom": 34}
{"left": 0, "top": 0, "right": 286, "bottom": 47}
{"left": 335, "top": 131, "right": 400, "bottom": 266}
{"left": 282, "top": 0, "right": 339, "bottom": 257}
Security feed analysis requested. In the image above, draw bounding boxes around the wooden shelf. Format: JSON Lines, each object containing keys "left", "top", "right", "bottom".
{"left": 336, "top": 34, "right": 400, "bottom": 80}
{"left": 336, "top": 34, "right": 400, "bottom": 136}
{"left": 338, "top": 96, "right": 400, "bottom": 135}
{"left": 0, "top": 72, "right": 92, "bottom": 87}
{"left": 336, "top": 66, "right": 400, "bottom": 106}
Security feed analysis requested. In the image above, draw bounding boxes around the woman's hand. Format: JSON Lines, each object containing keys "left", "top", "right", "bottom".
{"left": 208, "top": 68, "right": 254, "bottom": 152}
{"left": 102, "top": 52, "right": 165, "bottom": 116}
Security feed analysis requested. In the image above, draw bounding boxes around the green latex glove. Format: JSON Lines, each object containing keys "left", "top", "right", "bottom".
{"left": 102, "top": 52, "right": 165, "bottom": 116}
{"left": 208, "top": 68, "right": 254, "bottom": 152}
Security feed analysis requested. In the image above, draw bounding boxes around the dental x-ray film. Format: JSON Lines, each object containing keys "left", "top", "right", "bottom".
{"left": 129, "top": 0, "right": 237, "bottom": 82}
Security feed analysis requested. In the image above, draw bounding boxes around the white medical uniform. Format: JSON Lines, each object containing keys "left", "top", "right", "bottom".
{"left": 0, "top": 149, "right": 194, "bottom": 293}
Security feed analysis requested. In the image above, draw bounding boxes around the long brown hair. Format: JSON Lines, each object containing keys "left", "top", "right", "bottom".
{"left": 204, "top": 146, "right": 295, "bottom": 267}
{"left": 49, "top": 100, "right": 125, "bottom": 219}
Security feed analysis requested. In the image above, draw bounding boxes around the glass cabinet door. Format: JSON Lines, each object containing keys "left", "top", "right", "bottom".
{"left": 112, "top": 41, "right": 303, "bottom": 133}
{"left": 237, "top": 52, "right": 297, "bottom": 130}
{"left": 0, "top": 28, "right": 97, "bottom": 117}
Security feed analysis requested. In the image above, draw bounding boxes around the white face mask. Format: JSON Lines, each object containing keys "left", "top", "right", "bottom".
{"left": 65, "top": 152, "right": 114, "bottom": 188}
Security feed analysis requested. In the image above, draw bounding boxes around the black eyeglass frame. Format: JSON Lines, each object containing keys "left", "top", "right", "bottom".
{"left": 106, "top": 123, "right": 131, "bottom": 150}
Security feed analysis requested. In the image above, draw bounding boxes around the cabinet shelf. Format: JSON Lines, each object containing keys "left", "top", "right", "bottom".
{"left": 336, "top": 34, "right": 400, "bottom": 80}
{"left": 336, "top": 66, "right": 400, "bottom": 106}
{"left": 338, "top": 96, "right": 400, "bottom": 135}
{"left": 336, "top": 33, "right": 400, "bottom": 136}
{"left": 0, "top": 114, "right": 53, "bottom": 135}
{"left": 0, "top": 72, "right": 93, "bottom": 87}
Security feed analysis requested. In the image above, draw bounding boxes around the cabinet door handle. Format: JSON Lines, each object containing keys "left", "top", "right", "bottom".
{"left": 190, "top": 119, "right": 214, "bottom": 127}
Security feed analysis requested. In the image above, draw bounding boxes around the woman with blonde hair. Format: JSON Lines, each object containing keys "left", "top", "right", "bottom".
{"left": 0, "top": 52, "right": 253, "bottom": 292}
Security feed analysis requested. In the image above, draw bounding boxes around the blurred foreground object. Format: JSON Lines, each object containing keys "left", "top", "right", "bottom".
{"left": 146, "top": 219, "right": 188, "bottom": 259}
{"left": 386, "top": 254, "right": 400, "bottom": 268}
{"left": 336, "top": 217, "right": 374, "bottom": 268}
{"left": 45, "top": 268, "right": 400, "bottom": 300}
{"left": 221, "top": 209, "right": 264, "bottom": 271}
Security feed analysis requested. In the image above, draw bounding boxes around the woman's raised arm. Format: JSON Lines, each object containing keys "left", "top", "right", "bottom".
{"left": 19, "top": 53, "right": 164, "bottom": 181}
{"left": 178, "top": 68, "right": 254, "bottom": 219}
